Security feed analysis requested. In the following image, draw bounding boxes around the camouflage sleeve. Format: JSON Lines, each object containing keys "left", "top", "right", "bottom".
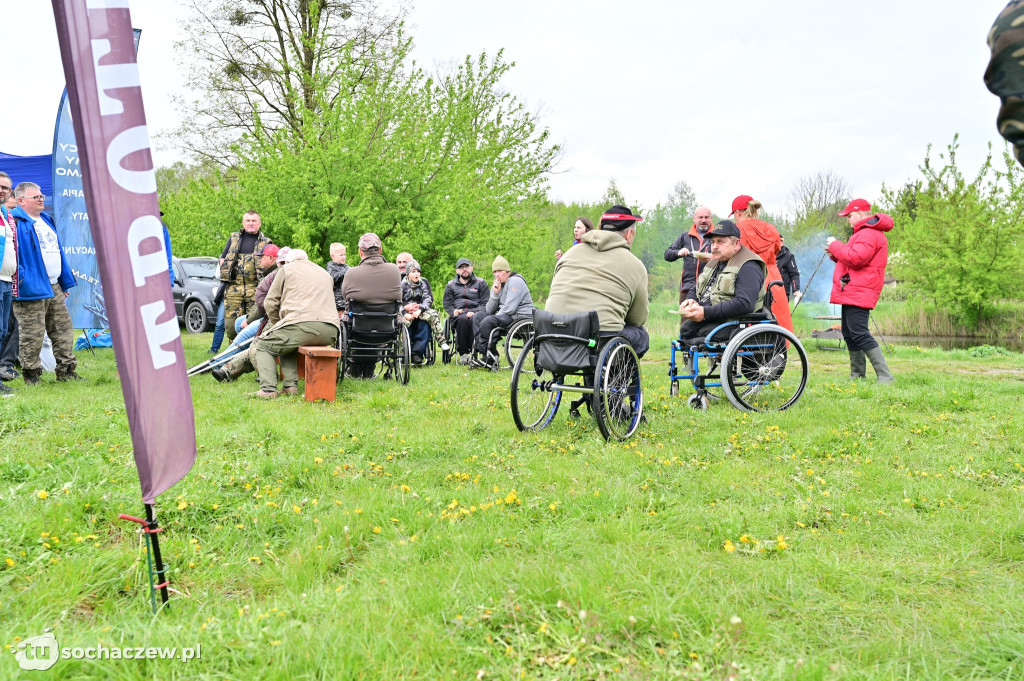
{"left": 986, "top": 0, "right": 1024, "bottom": 166}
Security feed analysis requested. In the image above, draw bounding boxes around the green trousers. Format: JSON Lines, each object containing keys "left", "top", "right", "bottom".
{"left": 253, "top": 321, "right": 339, "bottom": 392}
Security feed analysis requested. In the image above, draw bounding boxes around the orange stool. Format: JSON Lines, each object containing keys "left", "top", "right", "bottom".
{"left": 298, "top": 346, "right": 342, "bottom": 402}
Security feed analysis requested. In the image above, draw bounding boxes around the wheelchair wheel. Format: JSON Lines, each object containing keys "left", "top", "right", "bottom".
{"left": 424, "top": 327, "right": 437, "bottom": 366}
{"left": 394, "top": 326, "right": 412, "bottom": 385}
{"left": 594, "top": 337, "right": 643, "bottom": 441}
{"left": 721, "top": 324, "right": 807, "bottom": 412}
{"left": 504, "top": 319, "right": 533, "bottom": 368}
{"left": 510, "top": 338, "right": 562, "bottom": 432}
{"left": 669, "top": 379, "right": 679, "bottom": 397}
{"left": 441, "top": 318, "right": 455, "bottom": 365}
{"left": 687, "top": 393, "right": 709, "bottom": 411}
{"left": 337, "top": 324, "right": 347, "bottom": 384}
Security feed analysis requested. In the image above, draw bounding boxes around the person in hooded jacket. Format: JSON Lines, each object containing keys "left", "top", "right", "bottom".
{"left": 828, "top": 198, "right": 894, "bottom": 383}
{"left": 470, "top": 255, "right": 534, "bottom": 368}
{"left": 730, "top": 195, "right": 794, "bottom": 332}
{"left": 546, "top": 205, "right": 649, "bottom": 357}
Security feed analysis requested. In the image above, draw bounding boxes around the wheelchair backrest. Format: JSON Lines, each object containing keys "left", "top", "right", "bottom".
{"left": 347, "top": 299, "right": 400, "bottom": 336}
{"left": 532, "top": 309, "right": 600, "bottom": 375}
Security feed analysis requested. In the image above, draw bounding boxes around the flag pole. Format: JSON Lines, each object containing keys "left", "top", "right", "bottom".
{"left": 118, "top": 510, "right": 170, "bottom": 613}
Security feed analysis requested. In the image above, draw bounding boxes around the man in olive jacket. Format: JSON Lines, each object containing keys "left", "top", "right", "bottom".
{"left": 546, "top": 205, "right": 650, "bottom": 357}
{"left": 677, "top": 220, "right": 766, "bottom": 344}
{"left": 250, "top": 250, "right": 339, "bottom": 398}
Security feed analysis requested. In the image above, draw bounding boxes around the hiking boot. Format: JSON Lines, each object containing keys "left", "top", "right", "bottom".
{"left": 246, "top": 389, "right": 278, "bottom": 399}
{"left": 23, "top": 368, "right": 42, "bottom": 385}
{"left": 411, "top": 353, "right": 424, "bottom": 366}
{"left": 279, "top": 386, "right": 299, "bottom": 396}
{"left": 0, "top": 382, "right": 13, "bottom": 397}
{"left": 56, "top": 368, "right": 83, "bottom": 382}
{"left": 212, "top": 367, "right": 231, "bottom": 383}
{"left": 0, "top": 365, "right": 18, "bottom": 381}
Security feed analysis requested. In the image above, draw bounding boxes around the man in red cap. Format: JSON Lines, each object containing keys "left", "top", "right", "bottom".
{"left": 828, "top": 199, "right": 893, "bottom": 383}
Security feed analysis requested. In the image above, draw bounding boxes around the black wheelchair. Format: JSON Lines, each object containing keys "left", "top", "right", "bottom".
{"left": 405, "top": 315, "right": 437, "bottom": 367}
{"left": 444, "top": 315, "right": 534, "bottom": 369}
{"left": 510, "top": 310, "right": 643, "bottom": 441}
{"left": 339, "top": 300, "right": 411, "bottom": 385}
{"left": 667, "top": 282, "right": 807, "bottom": 412}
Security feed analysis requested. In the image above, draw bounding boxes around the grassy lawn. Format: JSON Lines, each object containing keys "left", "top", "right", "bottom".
{"left": 2, "top": 332, "right": 1024, "bottom": 679}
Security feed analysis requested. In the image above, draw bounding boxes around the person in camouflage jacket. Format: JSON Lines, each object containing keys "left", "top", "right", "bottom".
{"left": 219, "top": 210, "right": 271, "bottom": 340}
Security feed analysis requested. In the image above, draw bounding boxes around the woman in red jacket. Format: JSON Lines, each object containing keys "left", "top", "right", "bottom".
{"left": 828, "top": 199, "right": 893, "bottom": 383}
{"left": 730, "top": 195, "right": 794, "bottom": 332}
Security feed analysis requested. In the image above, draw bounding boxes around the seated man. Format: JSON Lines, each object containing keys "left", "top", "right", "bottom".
{"left": 396, "top": 252, "right": 413, "bottom": 279}
{"left": 326, "top": 242, "right": 349, "bottom": 314}
{"left": 546, "top": 205, "right": 650, "bottom": 357}
{"left": 341, "top": 233, "right": 402, "bottom": 378}
{"left": 470, "top": 255, "right": 534, "bottom": 369}
{"left": 677, "top": 219, "right": 767, "bottom": 344}
{"left": 401, "top": 259, "right": 448, "bottom": 364}
{"left": 442, "top": 257, "right": 489, "bottom": 364}
{"left": 250, "top": 249, "right": 340, "bottom": 398}
{"left": 212, "top": 243, "right": 282, "bottom": 381}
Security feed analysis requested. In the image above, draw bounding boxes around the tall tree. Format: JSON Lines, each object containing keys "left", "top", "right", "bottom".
{"left": 170, "top": 0, "right": 408, "bottom": 165}
{"left": 787, "top": 170, "right": 851, "bottom": 241}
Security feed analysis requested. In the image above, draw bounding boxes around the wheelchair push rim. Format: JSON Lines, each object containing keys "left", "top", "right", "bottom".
{"left": 510, "top": 337, "right": 562, "bottom": 432}
{"left": 720, "top": 323, "right": 807, "bottom": 412}
{"left": 594, "top": 337, "right": 643, "bottom": 441}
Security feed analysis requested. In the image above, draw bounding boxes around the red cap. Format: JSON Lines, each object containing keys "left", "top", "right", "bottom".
{"left": 729, "top": 195, "right": 753, "bottom": 216}
{"left": 838, "top": 198, "right": 871, "bottom": 216}
{"left": 260, "top": 243, "right": 279, "bottom": 259}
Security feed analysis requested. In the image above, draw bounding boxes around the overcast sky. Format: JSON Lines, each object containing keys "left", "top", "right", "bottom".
{"left": 0, "top": 0, "right": 1012, "bottom": 219}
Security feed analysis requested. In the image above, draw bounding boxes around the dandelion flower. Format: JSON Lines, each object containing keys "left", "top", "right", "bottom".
{"left": 724, "top": 540, "right": 736, "bottom": 553}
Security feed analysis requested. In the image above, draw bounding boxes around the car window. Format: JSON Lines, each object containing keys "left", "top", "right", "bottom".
{"left": 181, "top": 260, "right": 218, "bottom": 279}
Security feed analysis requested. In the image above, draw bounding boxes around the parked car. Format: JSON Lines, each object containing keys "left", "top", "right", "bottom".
{"left": 172, "top": 256, "right": 220, "bottom": 334}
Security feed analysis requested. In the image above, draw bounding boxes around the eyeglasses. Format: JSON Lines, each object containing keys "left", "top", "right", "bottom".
{"left": 22, "top": 195, "right": 44, "bottom": 201}
{"left": 0, "top": 185, "right": 11, "bottom": 192}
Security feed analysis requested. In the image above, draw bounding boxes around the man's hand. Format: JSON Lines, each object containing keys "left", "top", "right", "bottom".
{"left": 63, "top": 291, "right": 70, "bottom": 299}
{"left": 240, "top": 319, "right": 248, "bottom": 329}
{"left": 466, "top": 311, "right": 475, "bottom": 318}
{"left": 679, "top": 299, "right": 705, "bottom": 321}
{"left": 678, "top": 248, "right": 690, "bottom": 257}
{"left": 554, "top": 249, "right": 562, "bottom": 260}
{"left": 403, "top": 313, "right": 414, "bottom": 322}
{"left": 404, "top": 302, "right": 420, "bottom": 313}
{"left": 793, "top": 291, "right": 802, "bottom": 302}
{"left": 453, "top": 308, "right": 464, "bottom": 317}
{"left": 825, "top": 236, "right": 836, "bottom": 251}
{"left": 492, "top": 281, "right": 502, "bottom": 295}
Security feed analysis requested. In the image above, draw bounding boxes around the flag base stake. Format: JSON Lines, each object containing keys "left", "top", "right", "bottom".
{"left": 119, "top": 505, "right": 169, "bottom": 614}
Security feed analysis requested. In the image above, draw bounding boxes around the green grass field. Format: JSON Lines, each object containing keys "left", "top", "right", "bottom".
{"left": 2, "top": 332, "right": 1024, "bottom": 680}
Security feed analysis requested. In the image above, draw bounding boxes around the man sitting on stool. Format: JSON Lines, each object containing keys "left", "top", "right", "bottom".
{"left": 678, "top": 220, "right": 767, "bottom": 344}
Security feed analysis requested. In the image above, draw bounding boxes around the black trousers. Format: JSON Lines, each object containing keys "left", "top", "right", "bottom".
{"left": 0, "top": 308, "right": 17, "bottom": 368}
{"left": 451, "top": 314, "right": 476, "bottom": 354}
{"left": 601, "top": 326, "right": 649, "bottom": 359}
{"left": 474, "top": 313, "right": 514, "bottom": 354}
{"left": 841, "top": 305, "right": 878, "bottom": 351}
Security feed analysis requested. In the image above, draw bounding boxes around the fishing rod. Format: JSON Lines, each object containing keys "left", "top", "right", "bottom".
{"left": 791, "top": 251, "right": 828, "bottom": 315}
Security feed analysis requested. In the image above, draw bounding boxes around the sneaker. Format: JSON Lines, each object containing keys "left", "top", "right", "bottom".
{"left": 0, "top": 366, "right": 18, "bottom": 381}
{"left": 411, "top": 353, "right": 424, "bottom": 366}
{"left": 246, "top": 389, "right": 278, "bottom": 399}
{"left": 458, "top": 353, "right": 471, "bottom": 365}
{"left": 0, "top": 382, "right": 13, "bottom": 397}
{"left": 440, "top": 341, "right": 451, "bottom": 352}
{"left": 212, "top": 367, "right": 231, "bottom": 383}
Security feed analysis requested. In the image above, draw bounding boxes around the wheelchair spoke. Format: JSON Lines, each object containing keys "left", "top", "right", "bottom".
{"left": 595, "top": 338, "right": 643, "bottom": 440}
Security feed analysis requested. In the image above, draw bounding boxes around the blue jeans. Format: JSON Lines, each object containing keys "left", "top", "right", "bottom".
{"left": 408, "top": 318, "right": 430, "bottom": 358}
{"left": 211, "top": 317, "right": 261, "bottom": 369}
{"left": 210, "top": 301, "right": 226, "bottom": 352}
{"left": 0, "top": 280, "right": 11, "bottom": 355}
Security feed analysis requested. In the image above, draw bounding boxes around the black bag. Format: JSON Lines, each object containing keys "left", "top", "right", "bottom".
{"left": 533, "top": 309, "right": 599, "bottom": 375}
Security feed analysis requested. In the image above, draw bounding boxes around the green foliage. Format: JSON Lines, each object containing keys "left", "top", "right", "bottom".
{"left": 161, "top": 37, "right": 558, "bottom": 294}
{"left": 881, "top": 136, "right": 1024, "bottom": 328}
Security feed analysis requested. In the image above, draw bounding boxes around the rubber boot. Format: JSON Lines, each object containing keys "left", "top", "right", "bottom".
{"left": 865, "top": 346, "right": 893, "bottom": 384}
{"left": 849, "top": 350, "right": 866, "bottom": 379}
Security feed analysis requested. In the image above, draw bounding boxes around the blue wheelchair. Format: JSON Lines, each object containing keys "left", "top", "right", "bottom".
{"left": 668, "top": 282, "right": 808, "bottom": 412}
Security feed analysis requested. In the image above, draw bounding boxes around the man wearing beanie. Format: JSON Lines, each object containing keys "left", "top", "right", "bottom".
{"left": 546, "top": 205, "right": 650, "bottom": 357}
{"left": 470, "top": 255, "right": 534, "bottom": 369}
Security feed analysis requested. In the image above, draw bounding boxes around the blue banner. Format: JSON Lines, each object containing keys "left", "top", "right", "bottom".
{"left": 53, "top": 28, "right": 142, "bottom": 329}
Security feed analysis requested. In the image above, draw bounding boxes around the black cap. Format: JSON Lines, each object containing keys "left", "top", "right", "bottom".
{"left": 599, "top": 204, "right": 643, "bottom": 231}
{"left": 455, "top": 257, "right": 472, "bottom": 269}
{"left": 706, "top": 220, "right": 741, "bottom": 239}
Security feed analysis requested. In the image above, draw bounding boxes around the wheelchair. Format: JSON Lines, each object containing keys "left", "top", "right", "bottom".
{"left": 405, "top": 316, "right": 437, "bottom": 367}
{"left": 472, "top": 317, "right": 534, "bottom": 370}
{"left": 510, "top": 310, "right": 643, "bottom": 441}
{"left": 667, "top": 282, "right": 807, "bottom": 412}
{"left": 339, "top": 300, "right": 411, "bottom": 385}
